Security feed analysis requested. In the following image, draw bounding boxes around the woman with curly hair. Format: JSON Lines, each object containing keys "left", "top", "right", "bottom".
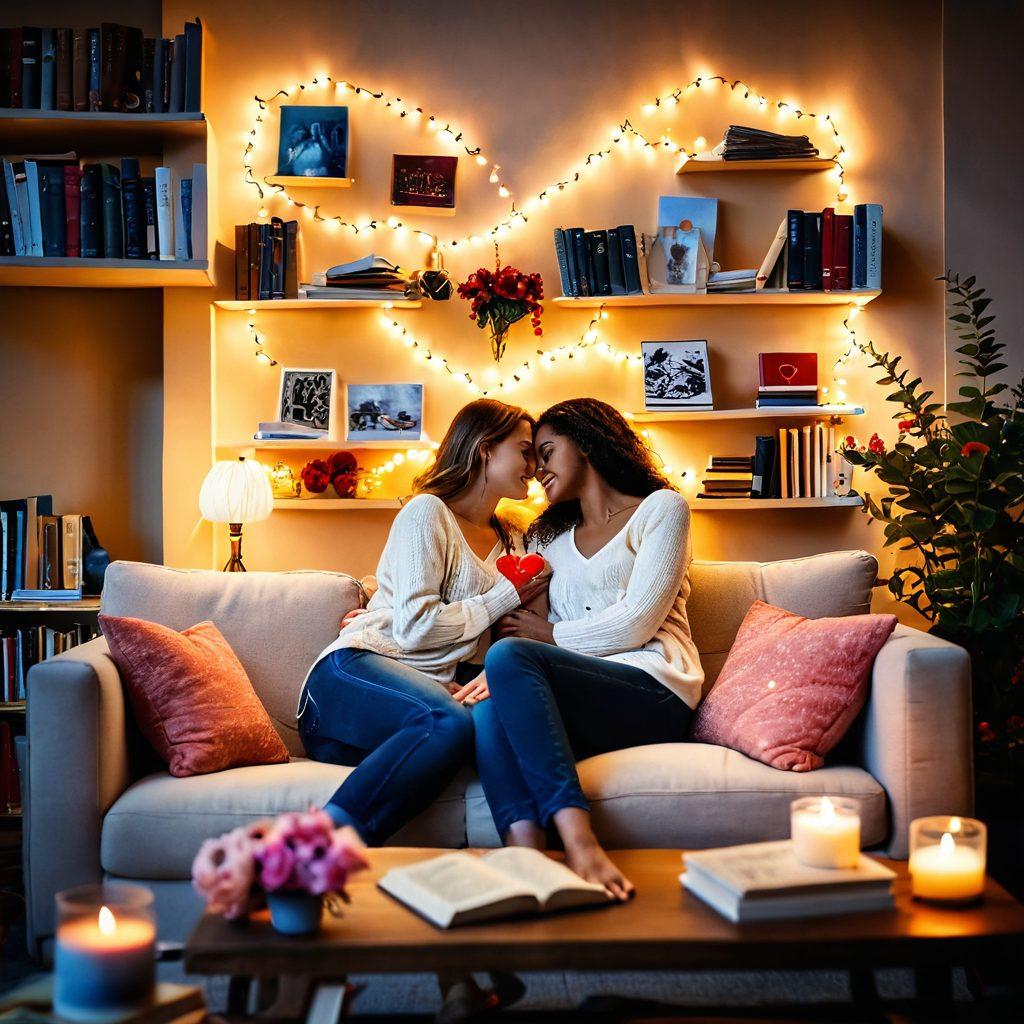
{"left": 472, "top": 398, "right": 703, "bottom": 899}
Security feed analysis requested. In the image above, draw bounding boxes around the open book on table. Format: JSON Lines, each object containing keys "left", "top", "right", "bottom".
{"left": 377, "top": 847, "right": 612, "bottom": 928}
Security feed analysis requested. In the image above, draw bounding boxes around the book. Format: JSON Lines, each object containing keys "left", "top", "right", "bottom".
{"left": 190, "top": 162, "right": 207, "bottom": 262}
{"left": 123, "top": 26, "right": 144, "bottom": 111}
{"left": 140, "top": 176, "right": 157, "bottom": 258}
{"left": 6, "top": 28, "right": 24, "bottom": 108}
{"left": 718, "top": 125, "right": 819, "bottom": 161}
{"left": 183, "top": 19, "right": 202, "bottom": 113}
{"left": 21, "top": 28, "right": 41, "bottom": 110}
{"left": 61, "top": 515, "right": 83, "bottom": 591}
{"left": 378, "top": 847, "right": 611, "bottom": 928}
{"left": 36, "top": 515, "right": 60, "bottom": 590}
{"left": 0, "top": 169, "right": 12, "bottom": 255}
{"left": 63, "top": 165, "right": 82, "bottom": 256}
{"left": 606, "top": 227, "right": 626, "bottom": 295}
{"left": 79, "top": 164, "right": 102, "bottom": 257}
{"left": 23, "top": 161, "right": 43, "bottom": 257}
{"left": 563, "top": 226, "right": 579, "bottom": 296}
{"left": 270, "top": 217, "right": 286, "bottom": 300}
{"left": 11, "top": 589, "right": 83, "bottom": 602}
{"left": 100, "top": 163, "right": 123, "bottom": 258}
{"left": 283, "top": 219, "right": 298, "bottom": 298}
{"left": 758, "top": 352, "right": 817, "bottom": 390}
{"left": 72, "top": 29, "right": 89, "bottom": 111}
{"left": 87, "top": 28, "right": 100, "bottom": 111}
{"left": 778, "top": 428, "right": 789, "bottom": 498}
{"left": 234, "top": 224, "right": 249, "bottom": 300}
{"left": 37, "top": 164, "right": 66, "bottom": 257}
{"left": 834, "top": 214, "right": 852, "bottom": 290}
{"left": 173, "top": 177, "right": 189, "bottom": 260}
{"left": 755, "top": 396, "right": 819, "bottom": 408}
{"left": 862, "top": 203, "right": 883, "bottom": 290}
{"left": 567, "top": 227, "right": 590, "bottom": 296}
{"left": 617, "top": 225, "right": 643, "bottom": 294}
{"left": 751, "top": 435, "right": 777, "bottom": 499}
{"left": 755, "top": 217, "right": 789, "bottom": 291}
{"left": 585, "top": 230, "right": 611, "bottom": 295}
{"left": 820, "top": 207, "right": 835, "bottom": 291}
{"left": 788, "top": 428, "right": 800, "bottom": 497}
{"left": 141, "top": 37, "right": 155, "bottom": 111}
{"left": 3, "top": 162, "right": 25, "bottom": 255}
{"left": 681, "top": 840, "right": 895, "bottom": 923}
{"left": 168, "top": 34, "right": 185, "bottom": 113}
{"left": 155, "top": 166, "right": 173, "bottom": 259}
{"left": 40, "top": 28, "right": 56, "bottom": 110}
{"left": 801, "top": 212, "right": 821, "bottom": 289}
{"left": 121, "top": 157, "right": 144, "bottom": 259}
{"left": 99, "top": 23, "right": 127, "bottom": 112}
{"left": 254, "top": 421, "right": 326, "bottom": 440}
{"left": 153, "top": 37, "right": 167, "bottom": 113}
{"left": 553, "top": 229, "right": 572, "bottom": 296}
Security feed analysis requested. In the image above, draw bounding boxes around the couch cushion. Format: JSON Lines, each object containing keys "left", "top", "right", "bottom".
{"left": 101, "top": 759, "right": 470, "bottom": 878}
{"left": 687, "top": 550, "right": 878, "bottom": 693}
{"left": 466, "top": 742, "right": 887, "bottom": 849}
{"left": 100, "top": 562, "right": 363, "bottom": 756}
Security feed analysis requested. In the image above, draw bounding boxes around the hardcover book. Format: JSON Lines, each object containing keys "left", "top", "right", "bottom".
{"left": 39, "top": 28, "right": 56, "bottom": 110}
{"left": 585, "top": 229, "right": 611, "bottom": 296}
{"left": 758, "top": 352, "right": 818, "bottom": 389}
{"left": 154, "top": 166, "right": 173, "bottom": 260}
{"left": 786, "top": 210, "right": 804, "bottom": 289}
{"left": 606, "top": 227, "right": 626, "bottom": 295}
{"left": 55, "top": 27, "right": 73, "bottom": 110}
{"left": 100, "top": 163, "right": 123, "bottom": 258}
{"left": 801, "top": 212, "right": 821, "bottom": 289}
{"left": 820, "top": 207, "right": 835, "bottom": 291}
{"left": 79, "top": 163, "right": 102, "bottom": 257}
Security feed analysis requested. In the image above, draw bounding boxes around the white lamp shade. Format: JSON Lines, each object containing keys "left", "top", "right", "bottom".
{"left": 199, "top": 458, "right": 274, "bottom": 524}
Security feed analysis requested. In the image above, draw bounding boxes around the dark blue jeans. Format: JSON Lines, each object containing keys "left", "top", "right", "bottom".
{"left": 473, "top": 637, "right": 693, "bottom": 839}
{"left": 298, "top": 648, "right": 475, "bottom": 845}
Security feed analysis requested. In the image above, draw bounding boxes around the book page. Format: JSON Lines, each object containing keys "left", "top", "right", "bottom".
{"left": 481, "top": 847, "right": 609, "bottom": 909}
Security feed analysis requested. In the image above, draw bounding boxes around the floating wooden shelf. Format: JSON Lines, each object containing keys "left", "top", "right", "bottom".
{"left": 0, "top": 702, "right": 25, "bottom": 713}
{"left": 0, "top": 257, "right": 210, "bottom": 288}
{"left": 214, "top": 298, "right": 421, "bottom": 311}
{"left": 0, "top": 109, "right": 206, "bottom": 153}
{"left": 217, "top": 439, "right": 433, "bottom": 453}
{"left": 553, "top": 291, "right": 880, "bottom": 308}
{"left": 273, "top": 498, "right": 403, "bottom": 511}
{"left": 0, "top": 599, "right": 100, "bottom": 613}
{"left": 630, "top": 405, "right": 864, "bottom": 423}
{"left": 676, "top": 156, "right": 835, "bottom": 174}
{"left": 265, "top": 175, "right": 352, "bottom": 189}
{"left": 692, "top": 496, "right": 863, "bottom": 510}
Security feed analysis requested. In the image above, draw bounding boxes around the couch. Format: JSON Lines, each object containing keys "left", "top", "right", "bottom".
{"left": 24, "top": 550, "right": 973, "bottom": 959}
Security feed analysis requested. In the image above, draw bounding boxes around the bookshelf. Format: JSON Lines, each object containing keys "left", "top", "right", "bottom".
{"left": 692, "top": 496, "right": 863, "bottom": 510}
{"left": 0, "top": 110, "right": 206, "bottom": 151}
{"left": 216, "top": 439, "right": 434, "bottom": 454}
{"left": 553, "top": 291, "right": 880, "bottom": 308}
{"left": 273, "top": 498, "right": 403, "bottom": 511}
{"left": 629, "top": 405, "right": 864, "bottom": 423}
{"left": 214, "top": 298, "right": 422, "bottom": 311}
{"left": 0, "top": 257, "right": 209, "bottom": 287}
{"left": 676, "top": 156, "right": 836, "bottom": 174}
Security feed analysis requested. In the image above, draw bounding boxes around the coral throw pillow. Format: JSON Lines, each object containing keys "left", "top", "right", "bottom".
{"left": 99, "top": 614, "right": 289, "bottom": 777}
{"left": 690, "top": 600, "right": 897, "bottom": 771}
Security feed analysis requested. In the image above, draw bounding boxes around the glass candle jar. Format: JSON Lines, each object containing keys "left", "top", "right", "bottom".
{"left": 790, "top": 796, "right": 861, "bottom": 869}
{"left": 54, "top": 883, "right": 156, "bottom": 1022}
{"left": 908, "top": 816, "right": 986, "bottom": 903}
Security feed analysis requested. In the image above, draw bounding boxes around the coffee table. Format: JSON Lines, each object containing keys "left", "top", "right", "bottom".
{"left": 184, "top": 848, "right": 1024, "bottom": 1022}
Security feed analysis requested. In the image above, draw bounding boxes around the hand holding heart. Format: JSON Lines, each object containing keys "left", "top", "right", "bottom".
{"left": 495, "top": 552, "right": 550, "bottom": 603}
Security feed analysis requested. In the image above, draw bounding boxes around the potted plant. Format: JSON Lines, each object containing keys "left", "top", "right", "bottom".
{"left": 842, "top": 272, "right": 1024, "bottom": 786}
{"left": 191, "top": 809, "right": 368, "bottom": 935}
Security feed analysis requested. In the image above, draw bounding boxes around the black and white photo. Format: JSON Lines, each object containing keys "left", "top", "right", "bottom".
{"left": 642, "top": 340, "right": 713, "bottom": 410}
{"left": 277, "top": 106, "right": 349, "bottom": 178}
{"left": 346, "top": 383, "right": 424, "bottom": 442}
{"left": 279, "top": 368, "right": 336, "bottom": 434}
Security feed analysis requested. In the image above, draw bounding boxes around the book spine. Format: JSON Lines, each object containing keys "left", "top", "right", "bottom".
{"left": 100, "top": 163, "right": 123, "bottom": 258}
{"left": 72, "top": 29, "right": 89, "bottom": 111}
{"left": 55, "top": 28, "right": 73, "bottom": 110}
{"left": 190, "top": 163, "right": 207, "bottom": 262}
{"left": 0, "top": 168, "right": 13, "bottom": 256}
{"left": 21, "top": 28, "right": 40, "bottom": 110}
{"left": 182, "top": 178, "right": 193, "bottom": 259}
{"left": 62, "top": 515, "right": 82, "bottom": 591}
{"left": 553, "top": 229, "right": 572, "bottom": 297}
{"left": 155, "top": 167, "right": 173, "bottom": 259}
{"left": 865, "top": 204, "right": 883, "bottom": 290}
{"left": 833, "top": 214, "right": 852, "bottom": 290}
{"left": 123, "top": 27, "right": 144, "bottom": 112}
{"left": 247, "top": 222, "right": 260, "bottom": 298}
{"left": 617, "top": 225, "right": 643, "bottom": 294}
{"left": 120, "top": 157, "right": 142, "bottom": 259}
{"left": 79, "top": 165, "right": 102, "bottom": 257}
{"left": 64, "top": 166, "right": 82, "bottom": 256}
{"left": 141, "top": 37, "right": 154, "bottom": 112}
{"left": 786, "top": 210, "right": 804, "bottom": 288}
{"left": 140, "top": 177, "right": 157, "bottom": 258}
{"left": 569, "top": 227, "right": 590, "bottom": 296}
{"left": 258, "top": 223, "right": 272, "bottom": 300}
{"left": 284, "top": 219, "right": 298, "bottom": 298}
{"left": 38, "top": 166, "right": 66, "bottom": 257}
{"left": 235, "top": 224, "right": 249, "bottom": 299}
{"left": 562, "top": 227, "right": 578, "bottom": 296}
{"left": 183, "top": 19, "right": 202, "bottom": 113}
{"left": 152, "top": 38, "right": 166, "bottom": 113}
{"left": 270, "top": 218, "right": 285, "bottom": 299}
{"left": 39, "top": 28, "right": 55, "bottom": 110}
{"left": 585, "top": 230, "right": 611, "bottom": 296}
{"left": 87, "top": 29, "right": 100, "bottom": 111}
{"left": 801, "top": 212, "right": 821, "bottom": 289}
{"left": 853, "top": 205, "right": 866, "bottom": 289}
{"left": 607, "top": 227, "right": 626, "bottom": 295}
{"left": 24, "top": 162, "right": 43, "bottom": 257}
{"left": 7, "top": 28, "right": 23, "bottom": 108}
{"left": 820, "top": 207, "right": 834, "bottom": 292}
{"left": 99, "top": 24, "right": 118, "bottom": 111}
{"left": 173, "top": 178, "right": 188, "bottom": 260}
{"left": 168, "top": 34, "right": 185, "bottom": 113}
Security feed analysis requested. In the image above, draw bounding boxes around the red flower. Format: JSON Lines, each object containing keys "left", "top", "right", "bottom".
{"left": 327, "top": 451, "right": 357, "bottom": 476}
{"left": 898, "top": 417, "right": 916, "bottom": 432}
{"left": 977, "top": 721, "right": 997, "bottom": 743}
{"left": 844, "top": 435, "right": 857, "bottom": 449}
{"left": 868, "top": 433, "right": 886, "bottom": 454}
{"left": 301, "top": 459, "right": 331, "bottom": 494}
{"left": 961, "top": 441, "right": 990, "bottom": 457}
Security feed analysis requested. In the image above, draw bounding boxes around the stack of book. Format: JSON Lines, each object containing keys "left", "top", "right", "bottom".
{"left": 1, "top": 496, "right": 89, "bottom": 601}
{"left": 252, "top": 420, "right": 326, "bottom": 442}
{"left": 699, "top": 456, "right": 754, "bottom": 499}
{"left": 699, "top": 125, "right": 819, "bottom": 162}
{"left": 787, "top": 205, "right": 882, "bottom": 291}
{"left": 777, "top": 423, "right": 844, "bottom": 499}
{"left": 0, "top": 19, "right": 201, "bottom": 113}
{"left": 0, "top": 721, "right": 19, "bottom": 814}
{"left": 553, "top": 226, "right": 644, "bottom": 297}
{"left": 0, "top": 157, "right": 206, "bottom": 261}
{"left": 299, "top": 255, "right": 413, "bottom": 302}
{"left": 681, "top": 840, "right": 896, "bottom": 922}
{"left": 234, "top": 219, "right": 299, "bottom": 300}
{"left": 756, "top": 352, "right": 819, "bottom": 408}
{"left": 2, "top": 622, "right": 97, "bottom": 702}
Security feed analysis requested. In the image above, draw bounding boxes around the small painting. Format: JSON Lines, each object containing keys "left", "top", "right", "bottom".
{"left": 277, "top": 106, "right": 349, "bottom": 178}
{"left": 346, "top": 383, "right": 424, "bottom": 442}
{"left": 642, "top": 340, "right": 713, "bottom": 410}
{"left": 279, "top": 368, "right": 337, "bottom": 434}
{"left": 391, "top": 155, "right": 457, "bottom": 209}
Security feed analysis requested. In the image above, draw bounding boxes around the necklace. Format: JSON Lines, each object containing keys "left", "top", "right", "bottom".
{"left": 605, "top": 502, "right": 641, "bottom": 523}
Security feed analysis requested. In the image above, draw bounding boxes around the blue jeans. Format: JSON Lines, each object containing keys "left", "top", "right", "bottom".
{"left": 298, "top": 648, "right": 475, "bottom": 845}
{"left": 474, "top": 637, "right": 693, "bottom": 839}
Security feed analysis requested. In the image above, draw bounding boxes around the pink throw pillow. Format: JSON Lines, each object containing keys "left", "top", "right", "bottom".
{"left": 99, "top": 614, "right": 290, "bottom": 778}
{"left": 690, "top": 600, "right": 897, "bottom": 771}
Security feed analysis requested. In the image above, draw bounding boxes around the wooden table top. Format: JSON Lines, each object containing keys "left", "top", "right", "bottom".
{"left": 184, "top": 848, "right": 1024, "bottom": 978}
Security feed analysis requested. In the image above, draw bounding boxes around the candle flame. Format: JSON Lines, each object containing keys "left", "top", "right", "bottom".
{"left": 819, "top": 796, "right": 836, "bottom": 822}
{"left": 948, "top": 816, "right": 961, "bottom": 833}
{"left": 939, "top": 832, "right": 956, "bottom": 856}
{"left": 98, "top": 906, "right": 116, "bottom": 935}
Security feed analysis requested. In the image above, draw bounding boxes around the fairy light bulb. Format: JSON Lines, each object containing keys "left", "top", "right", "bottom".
{"left": 694, "top": 135, "right": 707, "bottom": 151}
{"left": 497, "top": 184, "right": 510, "bottom": 198}
{"left": 642, "top": 103, "right": 657, "bottom": 115}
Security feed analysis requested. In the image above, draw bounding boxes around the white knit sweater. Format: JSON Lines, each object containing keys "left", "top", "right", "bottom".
{"left": 534, "top": 489, "right": 704, "bottom": 709}
{"left": 298, "top": 494, "right": 522, "bottom": 714}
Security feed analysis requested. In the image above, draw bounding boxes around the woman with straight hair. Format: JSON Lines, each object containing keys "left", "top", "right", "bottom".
{"left": 473, "top": 398, "right": 703, "bottom": 899}
{"left": 295, "top": 399, "right": 545, "bottom": 846}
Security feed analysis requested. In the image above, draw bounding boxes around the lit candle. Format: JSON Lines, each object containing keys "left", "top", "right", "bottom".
{"left": 54, "top": 887, "right": 156, "bottom": 1022}
{"left": 909, "top": 817, "right": 986, "bottom": 902}
{"left": 790, "top": 796, "right": 861, "bottom": 869}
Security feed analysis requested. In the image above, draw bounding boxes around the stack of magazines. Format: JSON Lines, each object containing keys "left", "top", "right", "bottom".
{"left": 693, "top": 125, "right": 819, "bottom": 162}
{"left": 300, "top": 255, "right": 414, "bottom": 301}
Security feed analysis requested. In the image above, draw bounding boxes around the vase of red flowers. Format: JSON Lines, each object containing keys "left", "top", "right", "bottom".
{"left": 458, "top": 263, "right": 543, "bottom": 362}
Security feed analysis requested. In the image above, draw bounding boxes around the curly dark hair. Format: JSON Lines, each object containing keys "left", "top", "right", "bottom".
{"left": 526, "top": 398, "right": 674, "bottom": 547}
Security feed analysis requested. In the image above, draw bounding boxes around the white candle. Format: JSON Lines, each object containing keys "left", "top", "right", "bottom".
{"left": 791, "top": 796, "right": 861, "bottom": 869}
{"left": 54, "top": 905, "right": 156, "bottom": 1022}
{"left": 909, "top": 831, "right": 986, "bottom": 901}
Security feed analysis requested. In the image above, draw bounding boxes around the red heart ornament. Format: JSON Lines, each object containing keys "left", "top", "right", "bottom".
{"left": 495, "top": 552, "right": 546, "bottom": 588}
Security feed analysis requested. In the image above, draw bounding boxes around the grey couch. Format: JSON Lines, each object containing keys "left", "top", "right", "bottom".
{"left": 24, "top": 550, "right": 973, "bottom": 958}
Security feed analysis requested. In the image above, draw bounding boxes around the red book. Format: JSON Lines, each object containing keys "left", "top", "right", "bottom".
{"left": 820, "top": 207, "right": 835, "bottom": 291}
{"left": 758, "top": 352, "right": 818, "bottom": 389}
{"left": 833, "top": 214, "right": 853, "bottom": 290}
{"left": 64, "top": 166, "right": 83, "bottom": 256}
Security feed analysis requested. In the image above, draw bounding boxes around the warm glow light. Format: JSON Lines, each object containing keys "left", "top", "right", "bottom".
{"left": 98, "top": 906, "right": 116, "bottom": 935}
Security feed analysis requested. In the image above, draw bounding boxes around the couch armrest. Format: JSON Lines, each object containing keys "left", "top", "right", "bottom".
{"left": 861, "top": 624, "right": 973, "bottom": 858}
{"left": 25, "top": 636, "right": 131, "bottom": 954}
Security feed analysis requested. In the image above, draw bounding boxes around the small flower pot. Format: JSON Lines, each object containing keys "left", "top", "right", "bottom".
{"left": 267, "top": 891, "right": 323, "bottom": 936}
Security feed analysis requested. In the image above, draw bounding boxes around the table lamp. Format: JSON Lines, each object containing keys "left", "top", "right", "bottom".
{"left": 199, "top": 457, "right": 273, "bottom": 571}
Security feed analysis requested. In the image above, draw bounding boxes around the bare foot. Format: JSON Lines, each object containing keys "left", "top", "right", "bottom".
{"left": 564, "top": 840, "right": 635, "bottom": 901}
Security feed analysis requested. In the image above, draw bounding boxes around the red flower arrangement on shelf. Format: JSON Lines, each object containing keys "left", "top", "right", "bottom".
{"left": 458, "top": 262, "right": 543, "bottom": 362}
{"left": 301, "top": 451, "right": 360, "bottom": 498}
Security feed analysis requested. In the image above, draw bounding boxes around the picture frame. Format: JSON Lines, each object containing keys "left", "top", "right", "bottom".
{"left": 390, "top": 155, "right": 458, "bottom": 215}
{"left": 278, "top": 368, "right": 337, "bottom": 435}
{"left": 345, "top": 383, "right": 424, "bottom": 443}
{"left": 276, "top": 106, "right": 349, "bottom": 179}
{"left": 642, "top": 340, "right": 713, "bottom": 410}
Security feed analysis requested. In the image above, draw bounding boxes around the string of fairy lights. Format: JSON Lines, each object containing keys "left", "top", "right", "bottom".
{"left": 242, "top": 71, "right": 850, "bottom": 246}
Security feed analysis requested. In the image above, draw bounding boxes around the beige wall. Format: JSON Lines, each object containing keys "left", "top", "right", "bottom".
{"left": 162, "top": 0, "right": 946, "bottom": 622}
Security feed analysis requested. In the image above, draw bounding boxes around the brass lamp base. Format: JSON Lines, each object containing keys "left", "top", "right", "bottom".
{"left": 223, "top": 522, "right": 247, "bottom": 572}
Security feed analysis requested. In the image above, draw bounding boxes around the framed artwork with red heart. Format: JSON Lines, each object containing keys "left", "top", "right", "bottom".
{"left": 758, "top": 352, "right": 818, "bottom": 389}
{"left": 495, "top": 553, "right": 546, "bottom": 588}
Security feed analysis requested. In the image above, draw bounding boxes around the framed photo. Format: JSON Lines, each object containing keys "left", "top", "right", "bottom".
{"left": 277, "top": 106, "right": 349, "bottom": 178}
{"left": 642, "top": 340, "right": 713, "bottom": 410}
{"left": 279, "top": 368, "right": 337, "bottom": 435}
{"left": 346, "top": 383, "right": 424, "bottom": 442}
{"left": 391, "top": 155, "right": 457, "bottom": 212}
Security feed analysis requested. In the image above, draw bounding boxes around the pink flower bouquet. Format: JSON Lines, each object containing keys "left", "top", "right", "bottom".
{"left": 191, "top": 809, "right": 368, "bottom": 919}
